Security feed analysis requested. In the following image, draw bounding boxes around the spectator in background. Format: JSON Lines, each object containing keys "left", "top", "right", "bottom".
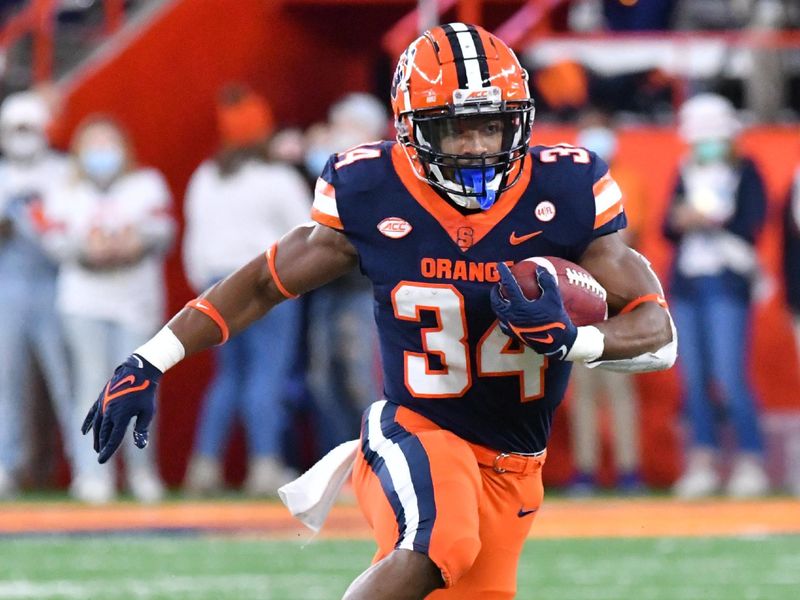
{"left": 664, "top": 93, "right": 768, "bottom": 498}
{"left": 0, "top": 0, "right": 24, "bottom": 25}
{"left": 560, "top": 1, "right": 677, "bottom": 120}
{"left": 0, "top": 91, "right": 73, "bottom": 497}
{"left": 784, "top": 157, "right": 800, "bottom": 379}
{"left": 603, "top": 0, "right": 677, "bottom": 31}
{"left": 269, "top": 126, "right": 307, "bottom": 169}
{"left": 568, "top": 111, "right": 647, "bottom": 495}
{"left": 531, "top": 60, "right": 589, "bottom": 121}
{"left": 182, "top": 84, "right": 309, "bottom": 496}
{"left": 303, "top": 93, "right": 385, "bottom": 455}
{"left": 266, "top": 124, "right": 319, "bottom": 469}
{"left": 43, "top": 115, "right": 174, "bottom": 503}
{"left": 784, "top": 160, "right": 800, "bottom": 497}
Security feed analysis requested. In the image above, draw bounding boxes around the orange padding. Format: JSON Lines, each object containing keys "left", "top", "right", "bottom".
{"left": 266, "top": 243, "right": 299, "bottom": 299}
{"left": 185, "top": 298, "right": 230, "bottom": 345}
{"left": 620, "top": 293, "right": 669, "bottom": 315}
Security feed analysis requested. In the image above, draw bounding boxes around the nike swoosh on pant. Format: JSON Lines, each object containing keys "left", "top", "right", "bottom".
{"left": 517, "top": 508, "right": 538, "bottom": 517}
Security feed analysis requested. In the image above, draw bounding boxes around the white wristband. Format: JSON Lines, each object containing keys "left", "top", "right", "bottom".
{"left": 134, "top": 326, "right": 186, "bottom": 373}
{"left": 565, "top": 325, "right": 605, "bottom": 363}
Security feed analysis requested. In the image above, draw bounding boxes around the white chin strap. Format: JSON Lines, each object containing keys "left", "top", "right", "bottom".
{"left": 447, "top": 193, "right": 482, "bottom": 210}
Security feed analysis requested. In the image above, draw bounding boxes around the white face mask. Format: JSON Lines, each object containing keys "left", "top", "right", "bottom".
{"left": 577, "top": 127, "right": 617, "bottom": 163}
{"left": 80, "top": 146, "right": 125, "bottom": 184}
{"left": 304, "top": 148, "right": 330, "bottom": 177}
{"left": 1, "top": 130, "right": 46, "bottom": 161}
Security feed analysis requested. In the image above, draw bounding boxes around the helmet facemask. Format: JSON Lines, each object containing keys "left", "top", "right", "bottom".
{"left": 398, "top": 91, "right": 534, "bottom": 210}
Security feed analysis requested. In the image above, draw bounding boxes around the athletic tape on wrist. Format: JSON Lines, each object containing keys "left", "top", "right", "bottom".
{"left": 565, "top": 325, "right": 605, "bottom": 363}
{"left": 134, "top": 326, "right": 186, "bottom": 373}
{"left": 185, "top": 297, "right": 229, "bottom": 344}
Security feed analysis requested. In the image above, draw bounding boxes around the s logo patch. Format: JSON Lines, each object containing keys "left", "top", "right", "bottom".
{"left": 457, "top": 226, "right": 475, "bottom": 250}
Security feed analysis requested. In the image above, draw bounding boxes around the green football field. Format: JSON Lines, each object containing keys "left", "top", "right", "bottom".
{"left": 1, "top": 534, "right": 798, "bottom": 600}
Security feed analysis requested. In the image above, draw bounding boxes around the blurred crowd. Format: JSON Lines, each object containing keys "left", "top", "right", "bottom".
{"left": 1, "top": 0, "right": 800, "bottom": 505}
{"left": 1, "top": 80, "right": 798, "bottom": 505}
{"left": 526, "top": 0, "right": 800, "bottom": 124}
{"left": 0, "top": 84, "right": 392, "bottom": 503}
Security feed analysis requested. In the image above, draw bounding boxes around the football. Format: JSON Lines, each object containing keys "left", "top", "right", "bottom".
{"left": 504, "top": 256, "right": 608, "bottom": 326}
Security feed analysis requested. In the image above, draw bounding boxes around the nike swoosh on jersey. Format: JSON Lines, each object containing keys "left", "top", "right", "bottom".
{"left": 517, "top": 507, "right": 538, "bottom": 517}
{"left": 509, "top": 230, "right": 543, "bottom": 245}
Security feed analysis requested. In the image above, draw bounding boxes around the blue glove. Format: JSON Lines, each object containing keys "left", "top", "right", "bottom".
{"left": 490, "top": 262, "right": 578, "bottom": 360}
{"left": 81, "top": 354, "right": 161, "bottom": 463}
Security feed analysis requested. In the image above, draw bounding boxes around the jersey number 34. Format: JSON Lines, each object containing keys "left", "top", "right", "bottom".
{"left": 392, "top": 282, "right": 547, "bottom": 403}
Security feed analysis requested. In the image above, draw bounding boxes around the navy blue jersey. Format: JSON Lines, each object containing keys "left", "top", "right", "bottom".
{"left": 311, "top": 141, "right": 626, "bottom": 453}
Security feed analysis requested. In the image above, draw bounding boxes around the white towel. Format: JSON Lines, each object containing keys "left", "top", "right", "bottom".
{"left": 278, "top": 439, "right": 359, "bottom": 533}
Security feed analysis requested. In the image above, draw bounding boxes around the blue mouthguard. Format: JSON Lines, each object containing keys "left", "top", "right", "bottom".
{"left": 459, "top": 167, "right": 497, "bottom": 210}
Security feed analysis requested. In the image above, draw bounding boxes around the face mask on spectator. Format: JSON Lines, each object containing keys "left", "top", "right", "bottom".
{"left": 304, "top": 129, "right": 376, "bottom": 177}
{"left": 305, "top": 148, "right": 330, "bottom": 177}
{"left": 1, "top": 129, "right": 46, "bottom": 161}
{"left": 692, "top": 139, "right": 730, "bottom": 164}
{"left": 328, "top": 129, "right": 369, "bottom": 154}
{"left": 80, "top": 146, "right": 125, "bottom": 184}
{"left": 576, "top": 126, "right": 617, "bottom": 163}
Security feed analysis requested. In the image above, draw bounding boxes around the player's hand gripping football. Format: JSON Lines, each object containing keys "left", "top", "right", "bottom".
{"left": 490, "top": 262, "right": 578, "bottom": 360}
{"left": 81, "top": 354, "right": 161, "bottom": 463}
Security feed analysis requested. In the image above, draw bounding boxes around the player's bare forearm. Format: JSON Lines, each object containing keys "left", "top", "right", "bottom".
{"left": 591, "top": 302, "right": 670, "bottom": 360}
{"left": 579, "top": 233, "right": 673, "bottom": 361}
{"left": 169, "top": 223, "right": 358, "bottom": 356}
{"left": 166, "top": 255, "right": 283, "bottom": 354}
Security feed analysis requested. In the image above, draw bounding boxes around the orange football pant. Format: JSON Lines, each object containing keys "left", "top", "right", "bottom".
{"left": 352, "top": 400, "right": 546, "bottom": 599}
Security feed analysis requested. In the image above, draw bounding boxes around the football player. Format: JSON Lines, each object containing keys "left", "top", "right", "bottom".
{"left": 83, "top": 23, "right": 676, "bottom": 600}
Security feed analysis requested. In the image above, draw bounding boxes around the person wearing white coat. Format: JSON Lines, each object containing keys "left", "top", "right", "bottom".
{"left": 44, "top": 116, "right": 175, "bottom": 503}
{"left": 0, "top": 91, "right": 73, "bottom": 497}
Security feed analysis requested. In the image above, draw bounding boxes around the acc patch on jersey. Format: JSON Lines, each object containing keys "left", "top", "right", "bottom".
{"left": 378, "top": 217, "right": 413, "bottom": 239}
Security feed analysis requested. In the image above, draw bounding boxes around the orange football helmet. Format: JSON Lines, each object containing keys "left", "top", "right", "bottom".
{"left": 390, "top": 22, "right": 534, "bottom": 210}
